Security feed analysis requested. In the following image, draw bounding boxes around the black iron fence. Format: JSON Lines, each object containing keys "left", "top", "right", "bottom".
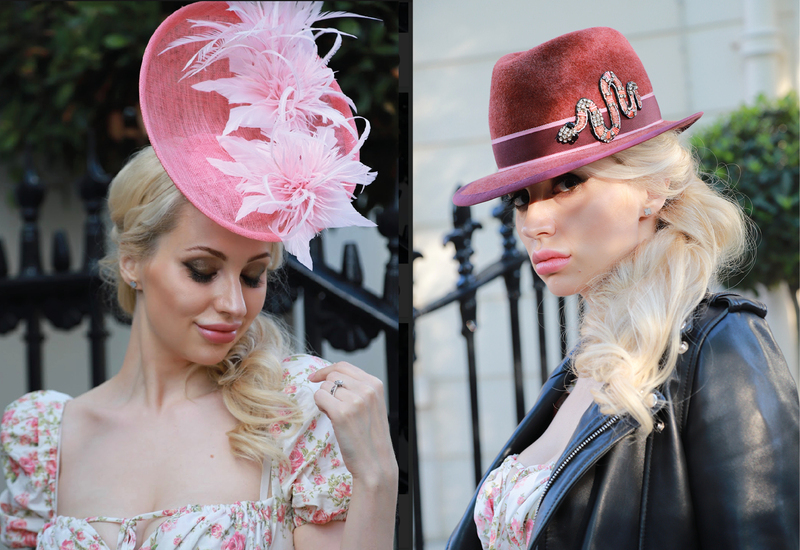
{"left": 412, "top": 188, "right": 578, "bottom": 549}
{"left": 0, "top": 141, "right": 402, "bottom": 541}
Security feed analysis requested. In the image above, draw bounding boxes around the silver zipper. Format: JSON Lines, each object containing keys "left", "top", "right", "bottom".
{"left": 530, "top": 415, "right": 621, "bottom": 527}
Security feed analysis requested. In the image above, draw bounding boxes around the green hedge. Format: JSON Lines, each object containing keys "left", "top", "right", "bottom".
{"left": 691, "top": 91, "right": 799, "bottom": 296}
{"left": 0, "top": 1, "right": 398, "bottom": 212}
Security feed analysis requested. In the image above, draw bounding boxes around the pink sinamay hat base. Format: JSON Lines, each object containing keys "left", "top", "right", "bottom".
{"left": 139, "top": 2, "right": 375, "bottom": 269}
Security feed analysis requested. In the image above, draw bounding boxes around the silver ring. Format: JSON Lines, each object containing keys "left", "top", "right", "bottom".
{"left": 330, "top": 379, "right": 344, "bottom": 397}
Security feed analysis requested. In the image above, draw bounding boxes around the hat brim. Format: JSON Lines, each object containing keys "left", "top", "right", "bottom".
{"left": 453, "top": 112, "right": 702, "bottom": 207}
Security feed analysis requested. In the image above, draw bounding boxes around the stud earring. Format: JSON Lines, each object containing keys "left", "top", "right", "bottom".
{"left": 644, "top": 207, "right": 652, "bottom": 216}
{"left": 130, "top": 281, "right": 138, "bottom": 289}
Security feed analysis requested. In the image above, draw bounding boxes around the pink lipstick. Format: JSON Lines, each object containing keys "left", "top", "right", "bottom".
{"left": 531, "top": 250, "right": 570, "bottom": 276}
{"left": 196, "top": 323, "right": 240, "bottom": 344}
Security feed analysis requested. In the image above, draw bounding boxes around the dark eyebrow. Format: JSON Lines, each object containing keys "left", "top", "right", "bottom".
{"left": 185, "top": 246, "right": 271, "bottom": 263}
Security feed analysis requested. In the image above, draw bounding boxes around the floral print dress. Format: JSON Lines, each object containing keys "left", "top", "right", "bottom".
{"left": 474, "top": 455, "right": 555, "bottom": 550}
{"left": 0, "top": 355, "right": 351, "bottom": 550}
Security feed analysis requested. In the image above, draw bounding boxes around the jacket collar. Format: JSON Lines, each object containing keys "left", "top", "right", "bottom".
{"left": 527, "top": 374, "right": 668, "bottom": 547}
{"left": 528, "top": 405, "right": 638, "bottom": 547}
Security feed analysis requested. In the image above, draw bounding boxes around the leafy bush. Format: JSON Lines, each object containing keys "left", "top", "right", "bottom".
{"left": 0, "top": 1, "right": 398, "bottom": 212}
{"left": 0, "top": 1, "right": 172, "bottom": 178}
{"left": 691, "top": 91, "right": 799, "bottom": 297}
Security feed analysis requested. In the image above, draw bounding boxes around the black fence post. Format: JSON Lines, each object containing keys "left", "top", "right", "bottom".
{"left": 0, "top": 241, "right": 14, "bottom": 333}
{"left": 410, "top": 249, "right": 424, "bottom": 550}
{"left": 493, "top": 200, "right": 526, "bottom": 423}
{"left": 444, "top": 197, "right": 483, "bottom": 485}
{"left": 303, "top": 238, "right": 325, "bottom": 355}
{"left": 378, "top": 202, "right": 401, "bottom": 460}
{"left": 17, "top": 156, "right": 45, "bottom": 391}
{"left": 81, "top": 132, "right": 111, "bottom": 387}
{"left": 559, "top": 296, "right": 568, "bottom": 359}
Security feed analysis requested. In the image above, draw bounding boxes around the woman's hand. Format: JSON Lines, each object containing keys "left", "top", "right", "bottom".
{"left": 308, "top": 362, "right": 398, "bottom": 486}
{"left": 302, "top": 362, "right": 398, "bottom": 549}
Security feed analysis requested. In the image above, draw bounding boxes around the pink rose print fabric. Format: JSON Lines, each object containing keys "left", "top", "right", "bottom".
{"left": 473, "top": 455, "right": 554, "bottom": 550}
{"left": 0, "top": 354, "right": 351, "bottom": 550}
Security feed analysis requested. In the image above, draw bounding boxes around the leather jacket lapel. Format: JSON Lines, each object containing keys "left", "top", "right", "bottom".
{"left": 528, "top": 406, "right": 638, "bottom": 548}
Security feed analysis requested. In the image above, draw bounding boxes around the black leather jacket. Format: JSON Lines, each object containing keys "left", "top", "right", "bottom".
{"left": 447, "top": 293, "right": 800, "bottom": 550}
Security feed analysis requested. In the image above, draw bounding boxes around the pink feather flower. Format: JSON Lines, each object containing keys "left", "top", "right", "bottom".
{"left": 165, "top": 2, "right": 364, "bottom": 77}
{"left": 209, "top": 125, "right": 376, "bottom": 269}
{"left": 192, "top": 46, "right": 355, "bottom": 137}
{"left": 161, "top": 1, "right": 377, "bottom": 269}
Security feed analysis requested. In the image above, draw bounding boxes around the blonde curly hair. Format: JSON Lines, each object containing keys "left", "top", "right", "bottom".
{"left": 570, "top": 131, "right": 750, "bottom": 435}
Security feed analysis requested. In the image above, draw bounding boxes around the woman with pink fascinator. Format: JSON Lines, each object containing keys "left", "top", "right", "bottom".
{"left": 446, "top": 27, "right": 798, "bottom": 550}
{"left": 0, "top": 3, "right": 396, "bottom": 550}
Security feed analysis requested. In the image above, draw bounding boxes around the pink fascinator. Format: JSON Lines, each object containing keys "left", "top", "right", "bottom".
{"left": 139, "top": 1, "right": 377, "bottom": 269}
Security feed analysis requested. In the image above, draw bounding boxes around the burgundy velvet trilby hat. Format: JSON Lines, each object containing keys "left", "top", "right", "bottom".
{"left": 453, "top": 27, "right": 702, "bottom": 206}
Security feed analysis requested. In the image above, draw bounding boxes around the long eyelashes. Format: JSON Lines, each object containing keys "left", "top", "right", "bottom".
{"left": 184, "top": 264, "right": 265, "bottom": 289}
{"left": 553, "top": 173, "right": 584, "bottom": 193}
{"left": 502, "top": 173, "right": 584, "bottom": 210}
{"left": 241, "top": 274, "right": 264, "bottom": 289}
{"left": 502, "top": 189, "right": 530, "bottom": 209}
{"left": 187, "top": 267, "right": 214, "bottom": 284}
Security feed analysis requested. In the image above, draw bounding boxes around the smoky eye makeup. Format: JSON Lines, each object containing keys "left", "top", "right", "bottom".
{"left": 552, "top": 172, "right": 585, "bottom": 194}
{"left": 501, "top": 188, "right": 531, "bottom": 209}
{"left": 183, "top": 260, "right": 217, "bottom": 283}
{"left": 182, "top": 254, "right": 268, "bottom": 289}
{"left": 185, "top": 262, "right": 267, "bottom": 289}
{"left": 241, "top": 266, "right": 267, "bottom": 289}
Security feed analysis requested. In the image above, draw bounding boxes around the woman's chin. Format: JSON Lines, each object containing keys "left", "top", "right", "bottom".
{"left": 541, "top": 277, "right": 581, "bottom": 298}
{"left": 186, "top": 345, "right": 234, "bottom": 368}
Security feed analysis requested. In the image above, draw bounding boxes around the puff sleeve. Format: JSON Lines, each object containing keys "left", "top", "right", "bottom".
{"left": 277, "top": 355, "right": 352, "bottom": 528}
{"left": 1, "top": 391, "right": 71, "bottom": 548}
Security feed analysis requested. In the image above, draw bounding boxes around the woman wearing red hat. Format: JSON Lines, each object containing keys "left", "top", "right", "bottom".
{"left": 448, "top": 27, "right": 798, "bottom": 550}
{"left": 0, "top": 3, "right": 396, "bottom": 550}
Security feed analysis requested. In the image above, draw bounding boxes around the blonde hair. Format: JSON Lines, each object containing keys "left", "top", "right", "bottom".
{"left": 570, "top": 131, "right": 750, "bottom": 435}
{"left": 100, "top": 146, "right": 303, "bottom": 463}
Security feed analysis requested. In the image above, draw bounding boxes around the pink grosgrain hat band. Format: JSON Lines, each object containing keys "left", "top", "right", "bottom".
{"left": 453, "top": 27, "right": 702, "bottom": 206}
{"left": 140, "top": 2, "right": 376, "bottom": 269}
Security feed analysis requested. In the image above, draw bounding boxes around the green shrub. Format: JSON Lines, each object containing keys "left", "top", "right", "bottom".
{"left": 0, "top": 1, "right": 171, "bottom": 178}
{"left": 691, "top": 91, "right": 799, "bottom": 298}
{"left": 0, "top": 1, "right": 398, "bottom": 212}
